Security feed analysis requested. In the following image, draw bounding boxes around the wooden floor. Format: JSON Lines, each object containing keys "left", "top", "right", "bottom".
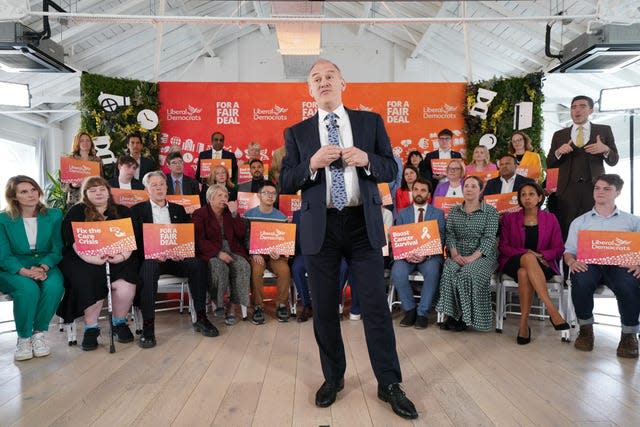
{"left": 0, "top": 303, "right": 639, "bottom": 427}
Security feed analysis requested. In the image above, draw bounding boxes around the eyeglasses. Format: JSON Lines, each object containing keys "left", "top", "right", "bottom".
{"left": 212, "top": 137, "right": 224, "bottom": 141}
{"left": 169, "top": 160, "right": 183, "bottom": 165}
{"left": 447, "top": 167, "right": 462, "bottom": 171}
{"left": 260, "top": 191, "right": 277, "bottom": 196}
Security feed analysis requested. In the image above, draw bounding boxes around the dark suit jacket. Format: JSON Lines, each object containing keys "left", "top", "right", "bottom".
{"left": 195, "top": 149, "right": 238, "bottom": 184}
{"left": 130, "top": 200, "right": 190, "bottom": 256}
{"left": 280, "top": 108, "right": 397, "bottom": 255}
{"left": 166, "top": 174, "right": 199, "bottom": 195}
{"left": 483, "top": 174, "right": 534, "bottom": 196}
{"left": 108, "top": 176, "right": 145, "bottom": 190}
{"left": 418, "top": 150, "right": 462, "bottom": 190}
{"left": 498, "top": 209, "right": 564, "bottom": 275}
{"left": 114, "top": 156, "right": 155, "bottom": 181}
{"left": 546, "top": 123, "right": 618, "bottom": 194}
{"left": 191, "top": 204, "right": 248, "bottom": 261}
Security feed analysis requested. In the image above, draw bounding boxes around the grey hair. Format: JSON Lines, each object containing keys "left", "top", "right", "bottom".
{"left": 206, "top": 183, "right": 229, "bottom": 202}
{"left": 142, "top": 170, "right": 166, "bottom": 187}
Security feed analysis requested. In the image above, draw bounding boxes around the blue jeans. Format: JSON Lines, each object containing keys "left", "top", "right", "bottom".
{"left": 390, "top": 255, "right": 443, "bottom": 316}
{"left": 571, "top": 265, "right": 640, "bottom": 334}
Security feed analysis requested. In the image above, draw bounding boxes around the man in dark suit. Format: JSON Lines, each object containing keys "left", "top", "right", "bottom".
{"left": 237, "top": 159, "right": 266, "bottom": 193}
{"left": 131, "top": 171, "right": 218, "bottom": 349}
{"left": 418, "top": 128, "right": 462, "bottom": 191}
{"left": 195, "top": 131, "right": 239, "bottom": 185}
{"left": 108, "top": 155, "right": 145, "bottom": 190}
{"left": 280, "top": 59, "right": 417, "bottom": 420}
{"left": 165, "top": 152, "right": 200, "bottom": 195}
{"left": 546, "top": 95, "right": 619, "bottom": 239}
{"left": 115, "top": 131, "right": 155, "bottom": 180}
{"left": 483, "top": 154, "right": 534, "bottom": 196}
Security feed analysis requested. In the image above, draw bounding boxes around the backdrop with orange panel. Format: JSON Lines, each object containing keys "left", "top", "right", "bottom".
{"left": 158, "top": 82, "right": 466, "bottom": 177}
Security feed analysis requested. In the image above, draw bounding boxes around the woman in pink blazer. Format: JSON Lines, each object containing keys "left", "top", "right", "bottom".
{"left": 498, "top": 182, "right": 568, "bottom": 345}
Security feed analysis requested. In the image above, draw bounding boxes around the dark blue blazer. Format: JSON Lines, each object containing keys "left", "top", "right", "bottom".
{"left": 483, "top": 174, "right": 534, "bottom": 196}
{"left": 280, "top": 108, "right": 397, "bottom": 255}
{"left": 166, "top": 174, "right": 199, "bottom": 195}
{"left": 107, "top": 176, "right": 145, "bottom": 190}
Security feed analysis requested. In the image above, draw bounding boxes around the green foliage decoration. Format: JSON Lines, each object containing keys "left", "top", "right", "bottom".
{"left": 45, "top": 170, "right": 67, "bottom": 213}
{"left": 78, "top": 72, "right": 160, "bottom": 178}
{"left": 464, "top": 72, "right": 545, "bottom": 165}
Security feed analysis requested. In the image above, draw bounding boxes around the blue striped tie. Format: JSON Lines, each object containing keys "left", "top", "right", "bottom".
{"left": 325, "top": 112, "right": 347, "bottom": 210}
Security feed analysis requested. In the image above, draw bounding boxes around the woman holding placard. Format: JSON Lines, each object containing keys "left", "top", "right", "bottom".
{"left": 508, "top": 131, "right": 543, "bottom": 181}
{"left": 498, "top": 182, "right": 568, "bottom": 344}
{"left": 57, "top": 177, "right": 138, "bottom": 351}
{"left": 436, "top": 175, "right": 499, "bottom": 332}
{"left": 0, "top": 176, "right": 64, "bottom": 361}
{"left": 64, "top": 131, "right": 103, "bottom": 205}
{"left": 193, "top": 184, "right": 250, "bottom": 325}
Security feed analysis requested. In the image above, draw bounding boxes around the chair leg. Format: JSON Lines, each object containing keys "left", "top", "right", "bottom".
{"left": 66, "top": 321, "right": 77, "bottom": 346}
{"left": 241, "top": 305, "right": 248, "bottom": 320}
{"left": 133, "top": 307, "right": 143, "bottom": 335}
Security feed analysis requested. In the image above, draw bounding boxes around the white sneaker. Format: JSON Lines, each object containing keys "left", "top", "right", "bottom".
{"left": 14, "top": 337, "right": 33, "bottom": 361}
{"left": 31, "top": 332, "right": 51, "bottom": 357}
{"left": 349, "top": 313, "right": 362, "bottom": 321}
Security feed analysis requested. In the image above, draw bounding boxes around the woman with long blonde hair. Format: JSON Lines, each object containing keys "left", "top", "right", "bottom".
{"left": 65, "top": 131, "right": 103, "bottom": 205}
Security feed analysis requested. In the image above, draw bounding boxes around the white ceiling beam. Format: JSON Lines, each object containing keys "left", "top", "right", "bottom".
{"left": 252, "top": 1, "right": 271, "bottom": 38}
{"left": 357, "top": 2, "right": 373, "bottom": 37}
{"left": 409, "top": 2, "right": 448, "bottom": 59}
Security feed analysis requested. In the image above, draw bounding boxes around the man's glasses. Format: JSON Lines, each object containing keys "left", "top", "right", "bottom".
{"left": 213, "top": 137, "right": 224, "bottom": 141}
{"left": 260, "top": 191, "right": 277, "bottom": 197}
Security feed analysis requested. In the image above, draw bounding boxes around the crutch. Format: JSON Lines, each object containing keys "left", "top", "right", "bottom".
{"left": 105, "top": 261, "right": 116, "bottom": 353}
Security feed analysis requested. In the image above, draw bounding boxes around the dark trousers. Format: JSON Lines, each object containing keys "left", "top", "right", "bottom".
{"left": 556, "top": 181, "right": 594, "bottom": 240}
{"left": 138, "top": 258, "right": 207, "bottom": 321}
{"left": 304, "top": 208, "right": 401, "bottom": 386}
{"left": 571, "top": 265, "right": 640, "bottom": 332}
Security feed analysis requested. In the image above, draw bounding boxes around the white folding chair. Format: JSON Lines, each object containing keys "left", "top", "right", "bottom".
{"left": 0, "top": 292, "right": 16, "bottom": 334}
{"left": 133, "top": 274, "right": 192, "bottom": 333}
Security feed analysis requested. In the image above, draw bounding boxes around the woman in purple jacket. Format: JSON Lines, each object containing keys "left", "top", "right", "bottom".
{"left": 498, "top": 182, "right": 568, "bottom": 345}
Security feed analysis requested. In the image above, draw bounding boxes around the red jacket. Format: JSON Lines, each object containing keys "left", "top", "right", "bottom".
{"left": 192, "top": 204, "right": 249, "bottom": 261}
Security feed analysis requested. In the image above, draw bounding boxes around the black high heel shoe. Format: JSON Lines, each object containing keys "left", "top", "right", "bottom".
{"left": 517, "top": 327, "right": 531, "bottom": 345}
{"left": 550, "top": 318, "right": 570, "bottom": 331}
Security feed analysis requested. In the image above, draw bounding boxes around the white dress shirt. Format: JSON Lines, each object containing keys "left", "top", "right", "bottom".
{"left": 150, "top": 199, "right": 172, "bottom": 224}
{"left": 499, "top": 175, "right": 516, "bottom": 194}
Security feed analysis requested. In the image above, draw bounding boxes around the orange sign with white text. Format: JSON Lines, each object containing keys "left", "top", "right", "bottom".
{"left": 377, "top": 183, "right": 393, "bottom": 206}
{"left": 389, "top": 220, "right": 443, "bottom": 260}
{"left": 198, "top": 159, "right": 232, "bottom": 179}
{"left": 237, "top": 192, "right": 260, "bottom": 217}
{"left": 166, "top": 195, "right": 201, "bottom": 215}
{"left": 430, "top": 158, "right": 458, "bottom": 176}
{"left": 72, "top": 218, "right": 137, "bottom": 257}
{"left": 577, "top": 231, "right": 640, "bottom": 265}
{"left": 278, "top": 194, "right": 301, "bottom": 222}
{"left": 110, "top": 189, "right": 149, "bottom": 208}
{"left": 484, "top": 192, "right": 521, "bottom": 214}
{"left": 143, "top": 223, "right": 195, "bottom": 260}
{"left": 60, "top": 157, "right": 101, "bottom": 185}
{"left": 467, "top": 170, "right": 499, "bottom": 183}
{"left": 249, "top": 221, "right": 296, "bottom": 256}
{"left": 158, "top": 82, "right": 467, "bottom": 177}
{"left": 546, "top": 168, "right": 559, "bottom": 193}
{"left": 433, "top": 196, "right": 464, "bottom": 218}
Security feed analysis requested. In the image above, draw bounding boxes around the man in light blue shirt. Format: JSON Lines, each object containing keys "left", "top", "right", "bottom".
{"left": 564, "top": 174, "right": 640, "bottom": 358}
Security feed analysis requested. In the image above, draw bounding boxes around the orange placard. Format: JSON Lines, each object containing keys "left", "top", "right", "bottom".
{"left": 430, "top": 158, "right": 456, "bottom": 176}
{"left": 467, "top": 170, "right": 499, "bottom": 182}
{"left": 377, "top": 183, "right": 393, "bottom": 206}
{"left": 249, "top": 221, "right": 296, "bottom": 256}
{"left": 166, "top": 195, "right": 201, "bottom": 215}
{"left": 199, "top": 158, "right": 231, "bottom": 179}
{"left": 516, "top": 165, "right": 542, "bottom": 180}
{"left": 60, "top": 157, "right": 101, "bottom": 185}
{"left": 278, "top": 194, "right": 301, "bottom": 222}
{"left": 110, "top": 188, "right": 149, "bottom": 208}
{"left": 546, "top": 168, "right": 559, "bottom": 193}
{"left": 71, "top": 218, "right": 137, "bottom": 257}
{"left": 483, "top": 192, "right": 521, "bottom": 214}
{"left": 389, "top": 220, "right": 443, "bottom": 260}
{"left": 237, "top": 191, "right": 260, "bottom": 217}
{"left": 432, "top": 196, "right": 464, "bottom": 218}
{"left": 577, "top": 231, "right": 640, "bottom": 265}
{"left": 238, "top": 163, "right": 270, "bottom": 184}
{"left": 143, "top": 223, "right": 195, "bottom": 260}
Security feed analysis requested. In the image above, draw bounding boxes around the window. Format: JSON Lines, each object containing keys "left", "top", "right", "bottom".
{"left": 0, "top": 138, "right": 38, "bottom": 210}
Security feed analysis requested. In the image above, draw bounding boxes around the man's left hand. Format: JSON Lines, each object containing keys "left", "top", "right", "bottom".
{"left": 341, "top": 147, "right": 369, "bottom": 168}
{"left": 584, "top": 134, "right": 609, "bottom": 155}
{"left": 624, "top": 264, "right": 640, "bottom": 279}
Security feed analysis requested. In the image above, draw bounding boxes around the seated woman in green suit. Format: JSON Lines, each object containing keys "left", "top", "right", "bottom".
{"left": 0, "top": 175, "right": 64, "bottom": 362}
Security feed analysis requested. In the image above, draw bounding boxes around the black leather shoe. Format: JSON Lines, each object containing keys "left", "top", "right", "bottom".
{"left": 377, "top": 383, "right": 418, "bottom": 420}
{"left": 400, "top": 308, "right": 417, "bottom": 327}
{"left": 315, "top": 378, "right": 344, "bottom": 408}
{"left": 414, "top": 315, "right": 428, "bottom": 329}
{"left": 517, "top": 327, "right": 531, "bottom": 345}
{"left": 193, "top": 317, "right": 219, "bottom": 337}
{"left": 549, "top": 318, "right": 570, "bottom": 331}
{"left": 297, "top": 305, "right": 312, "bottom": 323}
{"left": 139, "top": 334, "right": 156, "bottom": 349}
{"left": 81, "top": 327, "right": 100, "bottom": 351}
{"left": 112, "top": 324, "right": 134, "bottom": 343}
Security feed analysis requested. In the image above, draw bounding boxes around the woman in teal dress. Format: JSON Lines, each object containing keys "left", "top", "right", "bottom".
{"left": 436, "top": 175, "right": 499, "bottom": 331}
{"left": 0, "top": 175, "right": 64, "bottom": 361}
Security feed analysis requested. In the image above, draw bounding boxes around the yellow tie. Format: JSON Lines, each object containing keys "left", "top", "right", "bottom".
{"left": 213, "top": 151, "right": 221, "bottom": 159}
{"left": 576, "top": 126, "right": 584, "bottom": 148}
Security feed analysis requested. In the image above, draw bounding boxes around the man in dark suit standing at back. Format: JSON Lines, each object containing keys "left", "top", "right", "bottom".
{"left": 131, "top": 171, "right": 218, "bottom": 349}
{"left": 483, "top": 154, "right": 534, "bottom": 196}
{"left": 280, "top": 59, "right": 417, "bottom": 420}
{"left": 116, "top": 132, "right": 156, "bottom": 180}
{"left": 546, "top": 95, "right": 618, "bottom": 239}
{"left": 418, "top": 128, "right": 462, "bottom": 191}
{"left": 195, "top": 131, "right": 239, "bottom": 185}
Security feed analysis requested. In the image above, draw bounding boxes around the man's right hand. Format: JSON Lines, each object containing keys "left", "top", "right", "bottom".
{"left": 309, "top": 145, "right": 342, "bottom": 171}
{"left": 555, "top": 141, "right": 574, "bottom": 157}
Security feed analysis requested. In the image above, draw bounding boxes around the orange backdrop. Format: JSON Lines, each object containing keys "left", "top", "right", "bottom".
{"left": 158, "top": 82, "right": 466, "bottom": 177}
